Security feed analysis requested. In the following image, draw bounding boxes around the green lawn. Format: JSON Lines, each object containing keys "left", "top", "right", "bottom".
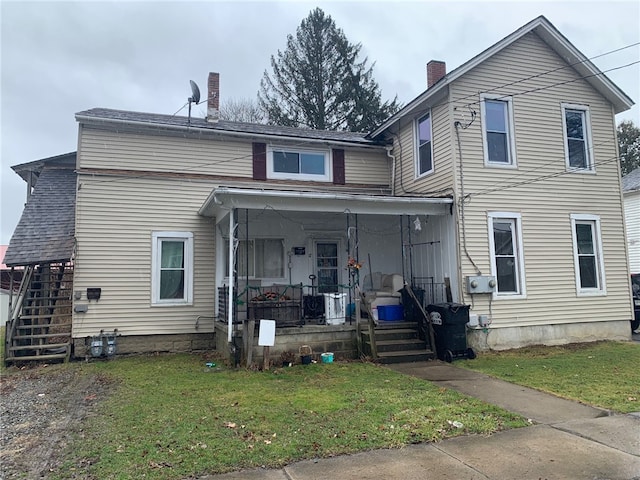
{"left": 52, "top": 355, "right": 527, "bottom": 479}
{"left": 461, "top": 341, "right": 640, "bottom": 413}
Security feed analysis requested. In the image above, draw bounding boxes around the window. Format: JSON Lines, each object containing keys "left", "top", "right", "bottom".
{"left": 488, "top": 213, "right": 526, "bottom": 297}
{"left": 481, "top": 95, "right": 516, "bottom": 167}
{"left": 268, "top": 147, "right": 330, "bottom": 181}
{"left": 152, "top": 232, "right": 193, "bottom": 305}
{"left": 570, "top": 214, "right": 605, "bottom": 295}
{"left": 415, "top": 113, "right": 433, "bottom": 176}
{"left": 225, "top": 238, "right": 285, "bottom": 279}
{"left": 562, "top": 104, "right": 593, "bottom": 172}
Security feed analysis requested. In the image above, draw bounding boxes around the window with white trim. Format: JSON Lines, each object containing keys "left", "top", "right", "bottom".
{"left": 225, "top": 238, "right": 285, "bottom": 279}
{"left": 481, "top": 95, "right": 516, "bottom": 167}
{"left": 488, "top": 213, "right": 526, "bottom": 297}
{"left": 152, "top": 232, "right": 193, "bottom": 305}
{"left": 570, "top": 214, "right": 605, "bottom": 295}
{"left": 268, "top": 147, "right": 330, "bottom": 181}
{"left": 415, "top": 112, "right": 433, "bottom": 176}
{"left": 562, "top": 104, "right": 593, "bottom": 172}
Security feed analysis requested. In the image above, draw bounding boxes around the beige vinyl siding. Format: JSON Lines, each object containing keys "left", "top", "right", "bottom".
{"left": 450, "top": 31, "right": 631, "bottom": 326}
{"left": 344, "top": 148, "right": 391, "bottom": 185}
{"left": 625, "top": 192, "right": 640, "bottom": 273}
{"left": 394, "top": 102, "right": 453, "bottom": 195}
{"left": 80, "top": 127, "right": 255, "bottom": 177}
{"left": 73, "top": 175, "right": 216, "bottom": 337}
{"left": 80, "top": 126, "right": 389, "bottom": 186}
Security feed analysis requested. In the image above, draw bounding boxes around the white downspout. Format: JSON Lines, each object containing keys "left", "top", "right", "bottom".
{"left": 227, "top": 209, "right": 235, "bottom": 343}
{"left": 385, "top": 143, "right": 396, "bottom": 196}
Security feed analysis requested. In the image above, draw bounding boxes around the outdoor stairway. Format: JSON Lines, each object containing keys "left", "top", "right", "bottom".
{"left": 361, "top": 321, "right": 435, "bottom": 364}
{"left": 5, "top": 263, "right": 74, "bottom": 365}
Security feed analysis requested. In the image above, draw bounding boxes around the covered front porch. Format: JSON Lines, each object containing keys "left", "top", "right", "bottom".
{"left": 199, "top": 186, "right": 458, "bottom": 365}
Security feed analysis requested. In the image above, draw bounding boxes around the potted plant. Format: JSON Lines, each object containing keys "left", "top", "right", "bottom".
{"left": 279, "top": 350, "right": 296, "bottom": 367}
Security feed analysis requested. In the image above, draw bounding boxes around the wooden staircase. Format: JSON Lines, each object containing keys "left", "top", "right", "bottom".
{"left": 361, "top": 321, "right": 435, "bottom": 364}
{"left": 4, "top": 263, "right": 74, "bottom": 365}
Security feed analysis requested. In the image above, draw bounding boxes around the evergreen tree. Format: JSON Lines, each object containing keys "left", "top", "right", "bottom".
{"left": 259, "top": 8, "right": 399, "bottom": 132}
{"left": 618, "top": 120, "right": 640, "bottom": 176}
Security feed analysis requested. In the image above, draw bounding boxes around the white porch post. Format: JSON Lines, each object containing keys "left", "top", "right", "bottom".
{"left": 227, "top": 208, "right": 236, "bottom": 343}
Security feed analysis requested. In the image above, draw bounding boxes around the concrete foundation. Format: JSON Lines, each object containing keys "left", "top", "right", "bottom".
{"left": 72, "top": 332, "right": 216, "bottom": 359}
{"left": 467, "top": 320, "right": 632, "bottom": 351}
{"left": 215, "top": 321, "right": 358, "bottom": 366}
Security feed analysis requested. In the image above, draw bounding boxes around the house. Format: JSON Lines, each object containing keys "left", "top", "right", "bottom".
{"left": 4, "top": 15, "right": 634, "bottom": 364}
{"left": 622, "top": 168, "right": 640, "bottom": 274}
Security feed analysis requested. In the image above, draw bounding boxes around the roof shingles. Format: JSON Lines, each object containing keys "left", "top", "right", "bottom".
{"left": 75, "top": 108, "right": 381, "bottom": 146}
{"left": 4, "top": 168, "right": 76, "bottom": 266}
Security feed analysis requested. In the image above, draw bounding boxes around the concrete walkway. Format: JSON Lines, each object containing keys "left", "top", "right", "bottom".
{"left": 200, "top": 361, "right": 640, "bottom": 480}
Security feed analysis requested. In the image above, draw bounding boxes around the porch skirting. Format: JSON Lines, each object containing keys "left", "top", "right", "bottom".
{"left": 215, "top": 321, "right": 358, "bottom": 365}
{"left": 466, "top": 319, "right": 631, "bottom": 351}
{"left": 72, "top": 333, "right": 215, "bottom": 359}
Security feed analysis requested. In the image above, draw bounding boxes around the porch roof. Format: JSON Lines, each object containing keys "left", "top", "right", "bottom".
{"left": 199, "top": 186, "right": 453, "bottom": 220}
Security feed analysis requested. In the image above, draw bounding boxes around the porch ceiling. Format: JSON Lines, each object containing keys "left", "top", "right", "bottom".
{"left": 198, "top": 187, "right": 453, "bottom": 221}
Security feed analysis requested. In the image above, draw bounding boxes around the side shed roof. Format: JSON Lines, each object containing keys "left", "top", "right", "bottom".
{"left": 4, "top": 167, "right": 77, "bottom": 266}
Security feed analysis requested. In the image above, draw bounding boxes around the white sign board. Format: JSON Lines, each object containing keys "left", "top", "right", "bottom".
{"left": 258, "top": 319, "right": 276, "bottom": 346}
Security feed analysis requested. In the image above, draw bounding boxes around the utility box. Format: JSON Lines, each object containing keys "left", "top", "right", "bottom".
{"left": 466, "top": 275, "right": 496, "bottom": 294}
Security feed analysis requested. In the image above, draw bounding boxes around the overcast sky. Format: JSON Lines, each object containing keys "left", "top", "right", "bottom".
{"left": 1, "top": 0, "right": 639, "bottom": 245}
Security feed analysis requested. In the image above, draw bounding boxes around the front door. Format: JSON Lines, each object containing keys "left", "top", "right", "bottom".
{"left": 316, "top": 241, "right": 339, "bottom": 293}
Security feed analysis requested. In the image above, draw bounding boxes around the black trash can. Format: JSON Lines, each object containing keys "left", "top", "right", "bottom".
{"left": 426, "top": 303, "right": 476, "bottom": 362}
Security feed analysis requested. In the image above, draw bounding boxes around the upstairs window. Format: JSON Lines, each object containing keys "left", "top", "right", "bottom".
{"left": 415, "top": 113, "right": 433, "bottom": 176}
{"left": 151, "top": 232, "right": 193, "bottom": 306}
{"left": 481, "top": 95, "right": 516, "bottom": 167}
{"left": 562, "top": 104, "right": 593, "bottom": 172}
{"left": 268, "top": 147, "right": 330, "bottom": 181}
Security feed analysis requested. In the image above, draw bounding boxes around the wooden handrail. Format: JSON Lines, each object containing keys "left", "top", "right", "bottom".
{"left": 403, "top": 284, "right": 437, "bottom": 359}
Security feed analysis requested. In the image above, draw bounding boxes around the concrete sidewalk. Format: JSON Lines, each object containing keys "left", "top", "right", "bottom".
{"left": 201, "top": 361, "right": 640, "bottom": 480}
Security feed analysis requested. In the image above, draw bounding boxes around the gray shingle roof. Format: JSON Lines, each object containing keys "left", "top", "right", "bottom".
{"left": 75, "top": 108, "right": 383, "bottom": 146}
{"left": 622, "top": 168, "right": 640, "bottom": 193}
{"left": 4, "top": 167, "right": 76, "bottom": 266}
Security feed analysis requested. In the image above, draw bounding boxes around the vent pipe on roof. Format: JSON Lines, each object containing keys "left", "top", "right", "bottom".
{"left": 207, "top": 72, "right": 220, "bottom": 123}
{"left": 427, "top": 60, "right": 446, "bottom": 89}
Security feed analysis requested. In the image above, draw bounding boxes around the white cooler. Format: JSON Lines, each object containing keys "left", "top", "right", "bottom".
{"left": 324, "top": 293, "right": 346, "bottom": 325}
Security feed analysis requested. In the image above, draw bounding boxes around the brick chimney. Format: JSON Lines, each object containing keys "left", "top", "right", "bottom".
{"left": 207, "top": 72, "right": 220, "bottom": 123}
{"left": 427, "top": 60, "right": 446, "bottom": 89}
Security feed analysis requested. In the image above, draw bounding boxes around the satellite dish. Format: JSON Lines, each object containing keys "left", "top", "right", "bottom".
{"left": 187, "top": 80, "right": 201, "bottom": 126}
{"left": 189, "top": 80, "right": 200, "bottom": 104}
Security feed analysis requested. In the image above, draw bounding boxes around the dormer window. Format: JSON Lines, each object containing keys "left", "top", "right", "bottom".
{"left": 268, "top": 147, "right": 331, "bottom": 181}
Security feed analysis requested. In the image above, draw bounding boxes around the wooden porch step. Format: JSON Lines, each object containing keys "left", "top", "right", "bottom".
{"left": 376, "top": 349, "right": 435, "bottom": 364}
{"left": 368, "top": 338, "right": 428, "bottom": 353}
{"left": 16, "top": 324, "right": 72, "bottom": 332}
{"left": 5, "top": 353, "right": 69, "bottom": 363}
{"left": 9, "top": 343, "right": 70, "bottom": 352}
{"left": 24, "top": 295, "right": 72, "bottom": 301}
{"left": 18, "top": 313, "right": 72, "bottom": 320}
{"left": 13, "top": 333, "right": 71, "bottom": 340}
{"left": 361, "top": 328, "right": 420, "bottom": 341}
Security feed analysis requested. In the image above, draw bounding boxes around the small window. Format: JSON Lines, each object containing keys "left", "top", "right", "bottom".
{"left": 152, "top": 232, "right": 193, "bottom": 305}
{"left": 488, "top": 213, "right": 526, "bottom": 298}
{"left": 570, "top": 214, "right": 605, "bottom": 295}
{"left": 225, "top": 238, "right": 285, "bottom": 279}
{"left": 415, "top": 113, "right": 433, "bottom": 176}
{"left": 268, "top": 147, "right": 330, "bottom": 181}
{"left": 481, "top": 95, "right": 516, "bottom": 167}
{"left": 562, "top": 104, "right": 593, "bottom": 172}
